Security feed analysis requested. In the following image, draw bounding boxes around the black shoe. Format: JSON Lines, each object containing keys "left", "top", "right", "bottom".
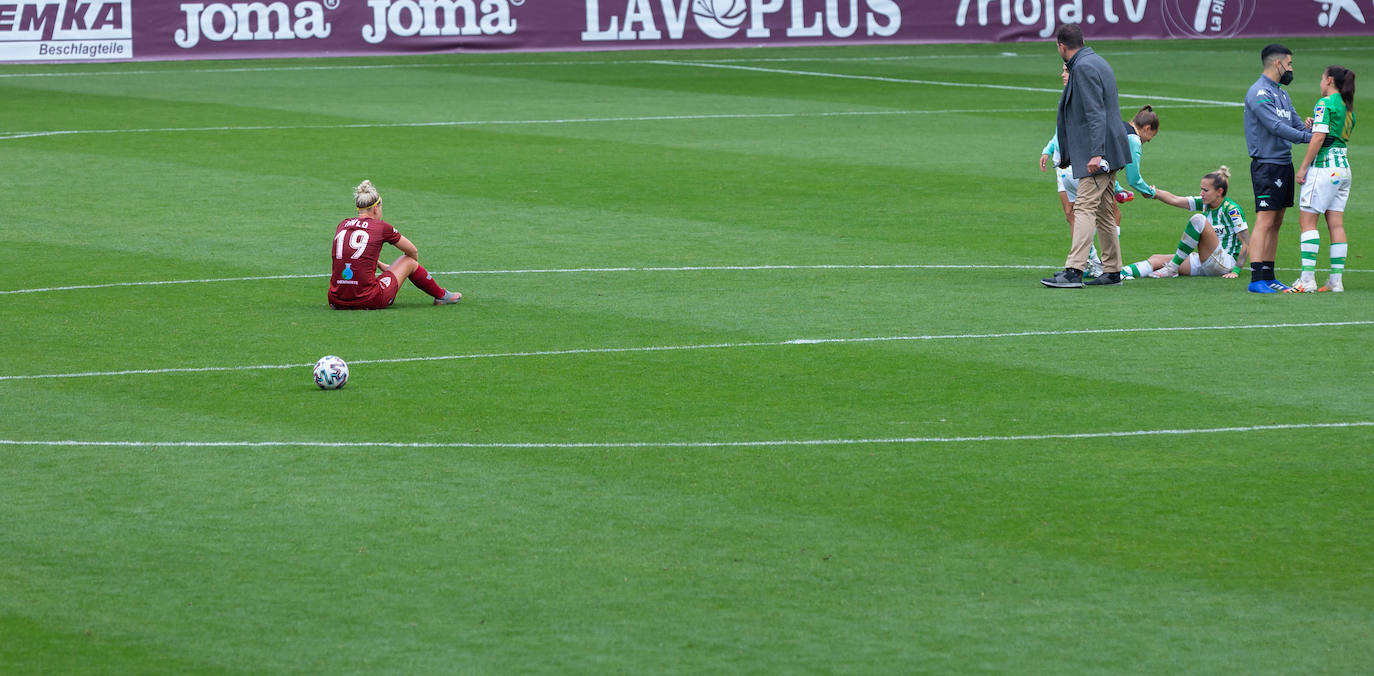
{"left": 1041, "top": 268, "right": 1084, "bottom": 288}
{"left": 1084, "top": 271, "right": 1122, "bottom": 286}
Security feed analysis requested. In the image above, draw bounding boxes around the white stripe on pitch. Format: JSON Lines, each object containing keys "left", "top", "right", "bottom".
{"left": 0, "top": 264, "right": 1044, "bottom": 296}
{"left": 2, "top": 321, "right": 1369, "bottom": 382}
{"left": 0, "top": 263, "right": 1358, "bottom": 296}
{"left": 2, "top": 422, "right": 1371, "bottom": 449}
{"left": 652, "top": 60, "right": 1243, "bottom": 108}
{"left": 0, "top": 107, "right": 1049, "bottom": 141}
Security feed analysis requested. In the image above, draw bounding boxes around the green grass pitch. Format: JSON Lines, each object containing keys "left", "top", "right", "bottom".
{"left": 2, "top": 37, "right": 1373, "bottom": 673}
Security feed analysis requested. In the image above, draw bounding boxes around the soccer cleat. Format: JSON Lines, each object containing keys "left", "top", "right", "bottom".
{"left": 1086, "top": 259, "right": 1104, "bottom": 279}
{"left": 1266, "top": 280, "right": 1292, "bottom": 292}
{"left": 1115, "top": 190, "right": 1134, "bottom": 203}
{"left": 1285, "top": 278, "right": 1318, "bottom": 293}
{"left": 433, "top": 290, "right": 463, "bottom": 305}
{"left": 1318, "top": 280, "right": 1344, "bottom": 293}
{"left": 1041, "top": 268, "right": 1084, "bottom": 288}
{"left": 1248, "top": 280, "right": 1280, "bottom": 293}
{"left": 1151, "top": 263, "right": 1179, "bottom": 278}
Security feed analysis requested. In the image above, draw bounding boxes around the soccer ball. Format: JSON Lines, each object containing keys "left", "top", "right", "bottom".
{"left": 313, "top": 355, "right": 349, "bottom": 390}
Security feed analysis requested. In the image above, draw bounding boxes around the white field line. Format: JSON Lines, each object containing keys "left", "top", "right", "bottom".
{"left": 0, "top": 107, "right": 1052, "bottom": 141}
{"left": 0, "top": 264, "right": 1047, "bottom": 296}
{"left": 2, "top": 422, "right": 1371, "bottom": 449}
{"left": 0, "top": 54, "right": 1015, "bottom": 79}
{"left": 1, "top": 262, "right": 1358, "bottom": 297}
{"left": 653, "top": 60, "right": 1243, "bottom": 108}
{"left": 2, "top": 321, "right": 1369, "bottom": 382}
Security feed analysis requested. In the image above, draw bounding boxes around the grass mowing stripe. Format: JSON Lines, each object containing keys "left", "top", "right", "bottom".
{"left": 3, "top": 321, "right": 1369, "bottom": 381}
{"left": 4, "top": 422, "right": 1372, "bottom": 449}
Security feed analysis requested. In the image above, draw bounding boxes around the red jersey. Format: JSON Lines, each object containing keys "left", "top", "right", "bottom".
{"left": 328, "top": 217, "right": 402, "bottom": 307}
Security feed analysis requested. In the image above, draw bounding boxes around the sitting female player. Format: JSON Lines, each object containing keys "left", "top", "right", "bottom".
{"left": 328, "top": 179, "right": 462, "bottom": 309}
{"left": 1120, "top": 166, "right": 1251, "bottom": 279}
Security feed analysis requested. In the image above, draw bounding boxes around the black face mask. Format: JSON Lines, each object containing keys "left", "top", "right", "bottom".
{"left": 1279, "top": 67, "right": 1294, "bottom": 86}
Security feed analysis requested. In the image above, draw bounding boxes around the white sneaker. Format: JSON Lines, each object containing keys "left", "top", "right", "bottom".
{"left": 1318, "top": 279, "right": 1344, "bottom": 293}
{"left": 1287, "top": 278, "right": 1318, "bottom": 293}
{"left": 1151, "top": 263, "right": 1178, "bottom": 278}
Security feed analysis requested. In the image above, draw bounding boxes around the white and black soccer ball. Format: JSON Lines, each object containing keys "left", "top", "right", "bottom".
{"left": 313, "top": 355, "right": 349, "bottom": 390}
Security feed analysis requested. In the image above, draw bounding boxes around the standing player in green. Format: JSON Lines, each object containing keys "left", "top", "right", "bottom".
{"left": 1289, "top": 66, "right": 1356, "bottom": 293}
{"left": 1120, "top": 166, "right": 1250, "bottom": 280}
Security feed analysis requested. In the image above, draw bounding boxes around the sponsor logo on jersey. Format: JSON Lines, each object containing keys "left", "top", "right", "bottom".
{"left": 379, "top": 275, "right": 392, "bottom": 288}
{"left": 0, "top": 1, "right": 132, "bottom": 60}
{"left": 582, "top": 0, "right": 900, "bottom": 43}
{"left": 342, "top": 263, "right": 354, "bottom": 280}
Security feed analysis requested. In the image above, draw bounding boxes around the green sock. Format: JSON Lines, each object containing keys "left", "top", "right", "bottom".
{"left": 1300, "top": 230, "right": 1320, "bottom": 275}
{"left": 1171, "top": 215, "right": 1205, "bottom": 266}
{"left": 1330, "top": 241, "right": 1347, "bottom": 282}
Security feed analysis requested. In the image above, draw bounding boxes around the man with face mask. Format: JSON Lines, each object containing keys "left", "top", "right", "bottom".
{"left": 1244, "top": 43, "right": 1313, "bottom": 293}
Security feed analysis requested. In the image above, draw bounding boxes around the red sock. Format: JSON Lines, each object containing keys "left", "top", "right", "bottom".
{"left": 408, "top": 265, "right": 446, "bottom": 299}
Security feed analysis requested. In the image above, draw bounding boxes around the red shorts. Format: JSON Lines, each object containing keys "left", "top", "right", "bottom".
{"left": 329, "top": 272, "right": 400, "bottom": 310}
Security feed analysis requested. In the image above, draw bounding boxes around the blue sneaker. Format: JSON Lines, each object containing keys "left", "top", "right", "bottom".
{"left": 1267, "top": 280, "right": 1292, "bottom": 292}
{"left": 1248, "top": 280, "right": 1279, "bottom": 293}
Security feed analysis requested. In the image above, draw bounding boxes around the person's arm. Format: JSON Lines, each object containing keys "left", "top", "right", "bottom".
{"left": 1296, "top": 131, "right": 1327, "bottom": 184}
{"left": 1040, "top": 134, "right": 1057, "bottom": 171}
{"left": 394, "top": 235, "right": 419, "bottom": 261}
{"left": 1122, "top": 136, "right": 1154, "bottom": 197}
{"left": 1249, "top": 94, "right": 1313, "bottom": 145}
{"left": 1231, "top": 228, "right": 1253, "bottom": 278}
{"left": 1149, "top": 188, "right": 1191, "bottom": 210}
{"left": 1077, "top": 67, "right": 1109, "bottom": 172}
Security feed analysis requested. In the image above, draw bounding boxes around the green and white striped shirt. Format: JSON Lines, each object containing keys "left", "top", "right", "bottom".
{"left": 1313, "top": 92, "right": 1354, "bottom": 169}
{"left": 1187, "top": 196, "right": 1248, "bottom": 259}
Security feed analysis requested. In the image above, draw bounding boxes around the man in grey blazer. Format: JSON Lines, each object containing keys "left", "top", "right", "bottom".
{"left": 1042, "top": 24, "right": 1132, "bottom": 288}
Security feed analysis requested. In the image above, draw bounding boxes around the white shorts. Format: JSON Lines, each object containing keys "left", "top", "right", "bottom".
{"left": 1057, "top": 167, "right": 1077, "bottom": 202}
{"left": 1300, "top": 166, "right": 1352, "bottom": 214}
{"left": 1187, "top": 247, "right": 1237, "bottom": 276}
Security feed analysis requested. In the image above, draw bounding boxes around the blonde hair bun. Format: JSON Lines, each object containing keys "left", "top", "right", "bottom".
{"left": 354, "top": 180, "right": 380, "bottom": 210}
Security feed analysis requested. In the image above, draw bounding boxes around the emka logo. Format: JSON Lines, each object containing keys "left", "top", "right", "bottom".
{"left": 0, "top": 1, "right": 129, "bottom": 40}
{"left": 582, "top": 0, "right": 901, "bottom": 42}
{"left": 0, "top": 1, "right": 131, "bottom": 60}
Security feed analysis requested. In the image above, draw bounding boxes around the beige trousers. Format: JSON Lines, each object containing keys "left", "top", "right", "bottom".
{"left": 1065, "top": 170, "right": 1121, "bottom": 273}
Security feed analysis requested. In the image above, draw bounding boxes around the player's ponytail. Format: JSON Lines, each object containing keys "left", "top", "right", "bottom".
{"left": 1327, "top": 66, "right": 1355, "bottom": 110}
{"left": 1131, "top": 105, "right": 1159, "bottom": 131}
{"left": 354, "top": 180, "right": 381, "bottom": 210}
{"left": 1205, "top": 166, "right": 1230, "bottom": 196}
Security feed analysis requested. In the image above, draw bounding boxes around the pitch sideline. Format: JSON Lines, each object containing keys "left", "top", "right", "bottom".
{"left": 2, "top": 421, "right": 1372, "bottom": 449}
